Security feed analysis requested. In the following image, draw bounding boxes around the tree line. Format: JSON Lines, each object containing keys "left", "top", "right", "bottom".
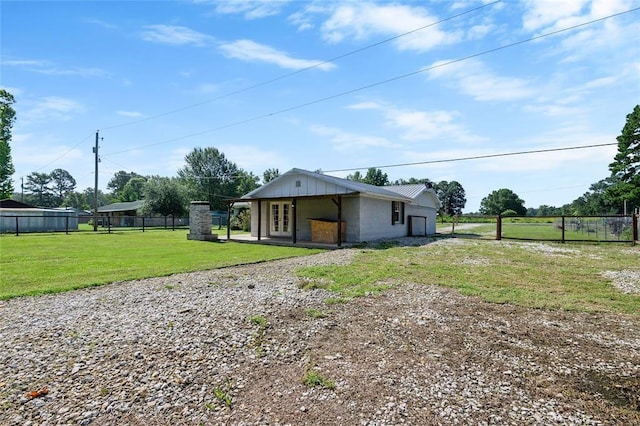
{"left": 1, "top": 87, "right": 638, "bottom": 218}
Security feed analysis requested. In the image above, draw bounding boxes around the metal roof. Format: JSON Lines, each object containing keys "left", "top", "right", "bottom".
{"left": 242, "top": 168, "right": 413, "bottom": 201}
{"left": 97, "top": 200, "right": 144, "bottom": 213}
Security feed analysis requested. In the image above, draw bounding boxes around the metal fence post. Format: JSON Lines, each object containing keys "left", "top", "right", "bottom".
{"left": 15, "top": 216, "right": 19, "bottom": 236}
{"left": 562, "top": 216, "right": 565, "bottom": 243}
{"left": 633, "top": 214, "right": 638, "bottom": 245}
{"left": 496, "top": 215, "right": 501, "bottom": 240}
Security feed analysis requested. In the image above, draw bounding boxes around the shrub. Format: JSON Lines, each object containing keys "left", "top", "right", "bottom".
{"left": 230, "top": 209, "right": 251, "bottom": 231}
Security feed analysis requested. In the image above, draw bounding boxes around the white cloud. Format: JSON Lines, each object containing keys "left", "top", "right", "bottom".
{"left": 522, "top": 0, "right": 589, "bottom": 32}
{"left": 427, "top": 59, "right": 535, "bottom": 102}
{"left": 23, "top": 97, "right": 84, "bottom": 123}
{"left": 522, "top": 0, "right": 630, "bottom": 33}
{"left": 141, "top": 25, "right": 213, "bottom": 46}
{"left": 12, "top": 132, "right": 85, "bottom": 171}
{"left": 116, "top": 110, "right": 145, "bottom": 118}
{"left": 320, "top": 2, "right": 461, "bottom": 51}
{"left": 3, "top": 58, "right": 109, "bottom": 78}
{"left": 349, "top": 101, "right": 485, "bottom": 144}
{"left": 196, "top": 0, "right": 289, "bottom": 19}
{"left": 84, "top": 18, "right": 119, "bottom": 31}
{"left": 310, "top": 125, "right": 398, "bottom": 152}
{"left": 219, "top": 40, "right": 336, "bottom": 71}
{"left": 217, "top": 144, "right": 283, "bottom": 171}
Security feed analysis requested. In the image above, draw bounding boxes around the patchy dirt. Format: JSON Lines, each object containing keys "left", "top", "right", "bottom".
{"left": 1, "top": 243, "right": 639, "bottom": 425}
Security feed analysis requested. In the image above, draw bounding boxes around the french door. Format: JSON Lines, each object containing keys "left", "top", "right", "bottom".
{"left": 270, "top": 202, "right": 291, "bottom": 237}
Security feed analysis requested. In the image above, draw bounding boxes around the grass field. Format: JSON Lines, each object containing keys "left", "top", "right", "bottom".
{"left": 297, "top": 239, "right": 640, "bottom": 315}
{"left": 0, "top": 230, "right": 321, "bottom": 299}
{"left": 2, "top": 230, "right": 638, "bottom": 315}
{"left": 436, "top": 220, "right": 637, "bottom": 242}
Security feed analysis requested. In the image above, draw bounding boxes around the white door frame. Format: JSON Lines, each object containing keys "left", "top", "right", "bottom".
{"left": 269, "top": 201, "right": 291, "bottom": 237}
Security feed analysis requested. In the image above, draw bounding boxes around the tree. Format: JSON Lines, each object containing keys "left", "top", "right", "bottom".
{"left": 346, "top": 171, "right": 364, "bottom": 182}
{"left": 434, "top": 180, "right": 466, "bottom": 216}
{"left": 236, "top": 170, "right": 260, "bottom": 196}
{"left": 479, "top": 188, "right": 526, "bottom": 216}
{"left": 263, "top": 168, "right": 280, "bottom": 184}
{"left": 393, "top": 177, "right": 430, "bottom": 185}
{"left": 120, "top": 176, "right": 147, "bottom": 202}
{"left": 610, "top": 105, "right": 640, "bottom": 182}
{"left": 107, "top": 171, "right": 144, "bottom": 199}
{"left": 569, "top": 179, "right": 618, "bottom": 215}
{"left": 49, "top": 168, "right": 77, "bottom": 205}
{"left": 82, "top": 187, "right": 112, "bottom": 209}
{"left": 24, "top": 172, "right": 54, "bottom": 207}
{"left": 63, "top": 191, "right": 91, "bottom": 210}
{"left": 141, "top": 177, "right": 189, "bottom": 217}
{"left": 0, "top": 89, "right": 16, "bottom": 198}
{"left": 362, "top": 168, "right": 388, "bottom": 186}
{"left": 177, "top": 147, "right": 241, "bottom": 211}
{"left": 607, "top": 105, "right": 640, "bottom": 212}
{"left": 346, "top": 168, "right": 388, "bottom": 186}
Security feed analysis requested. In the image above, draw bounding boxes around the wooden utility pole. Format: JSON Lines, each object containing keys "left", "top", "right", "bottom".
{"left": 93, "top": 130, "right": 99, "bottom": 231}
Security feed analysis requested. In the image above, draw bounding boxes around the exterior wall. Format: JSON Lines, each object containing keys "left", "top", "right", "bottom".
{"left": 251, "top": 173, "right": 356, "bottom": 198}
{"left": 358, "top": 197, "right": 407, "bottom": 241}
{"left": 250, "top": 201, "right": 264, "bottom": 238}
{"left": 248, "top": 194, "right": 437, "bottom": 243}
{"left": 0, "top": 209, "right": 78, "bottom": 233}
{"left": 405, "top": 204, "right": 437, "bottom": 235}
{"left": 294, "top": 197, "right": 360, "bottom": 242}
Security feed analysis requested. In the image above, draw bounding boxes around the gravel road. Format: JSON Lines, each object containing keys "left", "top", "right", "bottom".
{"left": 1, "top": 239, "right": 639, "bottom": 425}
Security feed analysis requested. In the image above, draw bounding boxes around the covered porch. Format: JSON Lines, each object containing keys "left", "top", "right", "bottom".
{"left": 226, "top": 193, "right": 354, "bottom": 247}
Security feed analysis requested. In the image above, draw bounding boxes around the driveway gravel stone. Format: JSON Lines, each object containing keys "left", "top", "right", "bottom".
{"left": 1, "top": 240, "right": 638, "bottom": 425}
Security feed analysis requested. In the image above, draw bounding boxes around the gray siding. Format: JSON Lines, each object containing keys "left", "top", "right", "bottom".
{"left": 0, "top": 209, "right": 78, "bottom": 233}
{"left": 251, "top": 173, "right": 355, "bottom": 199}
{"left": 405, "top": 203, "right": 437, "bottom": 235}
{"left": 358, "top": 197, "right": 407, "bottom": 241}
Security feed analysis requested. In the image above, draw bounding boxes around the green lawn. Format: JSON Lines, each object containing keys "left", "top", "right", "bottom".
{"left": 0, "top": 230, "right": 322, "bottom": 299}
{"left": 297, "top": 239, "right": 640, "bottom": 315}
{"left": 2, "top": 230, "right": 638, "bottom": 316}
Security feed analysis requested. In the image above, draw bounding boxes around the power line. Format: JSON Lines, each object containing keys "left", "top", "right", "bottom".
{"left": 99, "top": 1, "right": 501, "bottom": 132}
{"left": 33, "top": 133, "right": 94, "bottom": 172}
{"left": 103, "top": 7, "right": 639, "bottom": 156}
{"left": 323, "top": 142, "right": 618, "bottom": 173}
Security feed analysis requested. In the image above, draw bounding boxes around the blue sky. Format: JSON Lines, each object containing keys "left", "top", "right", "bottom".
{"left": 2, "top": 0, "right": 639, "bottom": 212}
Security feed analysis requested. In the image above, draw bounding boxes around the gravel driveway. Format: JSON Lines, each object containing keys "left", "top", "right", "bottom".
{"left": 1, "top": 240, "right": 639, "bottom": 425}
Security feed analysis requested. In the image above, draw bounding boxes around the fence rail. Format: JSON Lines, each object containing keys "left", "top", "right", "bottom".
{"left": 495, "top": 214, "right": 638, "bottom": 244}
{"left": 442, "top": 214, "right": 638, "bottom": 245}
{"left": 0, "top": 214, "right": 226, "bottom": 236}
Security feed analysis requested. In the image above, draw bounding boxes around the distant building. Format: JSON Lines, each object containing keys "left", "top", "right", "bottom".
{"left": 0, "top": 199, "right": 78, "bottom": 233}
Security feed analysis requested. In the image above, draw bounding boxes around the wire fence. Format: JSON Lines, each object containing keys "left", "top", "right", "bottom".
{"left": 0, "top": 214, "right": 227, "bottom": 236}
{"left": 444, "top": 214, "right": 639, "bottom": 245}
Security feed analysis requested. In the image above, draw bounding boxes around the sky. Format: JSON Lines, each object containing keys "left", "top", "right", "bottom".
{"left": 2, "top": 0, "right": 639, "bottom": 213}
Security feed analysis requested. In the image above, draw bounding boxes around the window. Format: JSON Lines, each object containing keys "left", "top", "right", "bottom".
{"left": 392, "top": 201, "right": 405, "bottom": 225}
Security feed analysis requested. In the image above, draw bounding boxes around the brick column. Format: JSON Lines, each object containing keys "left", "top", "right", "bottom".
{"left": 187, "top": 201, "right": 218, "bottom": 241}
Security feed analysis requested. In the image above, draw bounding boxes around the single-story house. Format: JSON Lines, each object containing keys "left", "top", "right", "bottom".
{"left": 0, "top": 199, "right": 78, "bottom": 233}
{"left": 227, "top": 168, "right": 441, "bottom": 246}
{"left": 97, "top": 200, "right": 145, "bottom": 227}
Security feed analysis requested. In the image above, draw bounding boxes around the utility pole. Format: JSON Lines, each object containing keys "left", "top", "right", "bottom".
{"left": 20, "top": 176, "right": 23, "bottom": 202}
{"left": 93, "top": 130, "right": 100, "bottom": 231}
